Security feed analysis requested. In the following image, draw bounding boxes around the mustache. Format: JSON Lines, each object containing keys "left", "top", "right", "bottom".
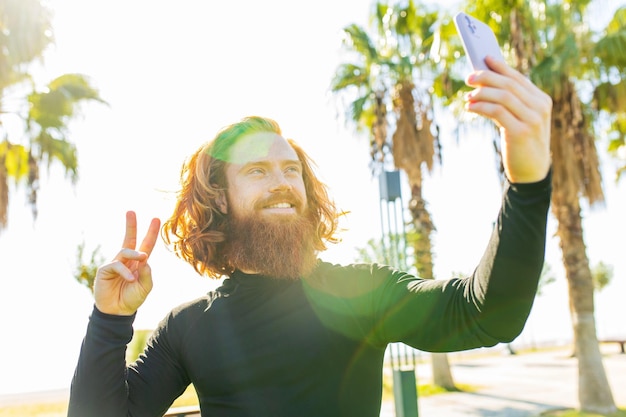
{"left": 255, "top": 191, "right": 305, "bottom": 210}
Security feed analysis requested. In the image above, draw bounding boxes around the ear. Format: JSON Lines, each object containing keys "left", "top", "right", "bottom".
{"left": 216, "top": 190, "right": 228, "bottom": 214}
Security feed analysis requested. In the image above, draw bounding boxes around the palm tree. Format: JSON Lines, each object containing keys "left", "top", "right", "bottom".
{"left": 0, "top": 0, "right": 105, "bottom": 231}
{"left": 435, "top": 1, "right": 625, "bottom": 413}
{"left": 593, "top": 8, "right": 626, "bottom": 182}
{"left": 331, "top": 0, "right": 457, "bottom": 390}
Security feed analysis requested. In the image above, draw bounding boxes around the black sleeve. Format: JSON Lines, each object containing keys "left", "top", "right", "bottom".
{"left": 68, "top": 307, "right": 135, "bottom": 417}
{"left": 372, "top": 171, "right": 552, "bottom": 351}
{"left": 470, "top": 173, "right": 553, "bottom": 341}
{"left": 67, "top": 307, "right": 189, "bottom": 417}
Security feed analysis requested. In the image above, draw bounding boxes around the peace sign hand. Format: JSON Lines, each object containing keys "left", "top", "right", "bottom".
{"left": 94, "top": 211, "right": 161, "bottom": 316}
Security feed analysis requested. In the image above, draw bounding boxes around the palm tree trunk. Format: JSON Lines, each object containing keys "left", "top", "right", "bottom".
{"left": 552, "top": 194, "right": 617, "bottom": 414}
{"left": 408, "top": 182, "right": 434, "bottom": 280}
{"left": 548, "top": 76, "right": 617, "bottom": 414}
{"left": 430, "top": 352, "right": 456, "bottom": 389}
{"left": 392, "top": 78, "right": 455, "bottom": 390}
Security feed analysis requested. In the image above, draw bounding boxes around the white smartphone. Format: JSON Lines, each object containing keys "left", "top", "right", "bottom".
{"left": 454, "top": 12, "right": 505, "bottom": 71}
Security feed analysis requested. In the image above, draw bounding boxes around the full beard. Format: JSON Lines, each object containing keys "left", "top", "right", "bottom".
{"left": 224, "top": 211, "right": 319, "bottom": 280}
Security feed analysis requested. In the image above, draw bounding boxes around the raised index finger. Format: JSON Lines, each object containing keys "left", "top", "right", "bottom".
{"left": 122, "top": 211, "right": 138, "bottom": 250}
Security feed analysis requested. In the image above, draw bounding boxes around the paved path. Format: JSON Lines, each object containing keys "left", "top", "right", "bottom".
{"left": 2, "top": 346, "right": 624, "bottom": 417}
{"left": 381, "top": 345, "right": 626, "bottom": 416}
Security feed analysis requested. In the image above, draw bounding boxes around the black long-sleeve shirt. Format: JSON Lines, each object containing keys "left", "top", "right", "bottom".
{"left": 68, "top": 174, "right": 551, "bottom": 417}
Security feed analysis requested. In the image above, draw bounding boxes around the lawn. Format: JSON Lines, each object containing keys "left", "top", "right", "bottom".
{"left": 539, "top": 409, "right": 626, "bottom": 417}
{"left": 1, "top": 383, "right": 623, "bottom": 416}
{"left": 0, "top": 385, "right": 198, "bottom": 417}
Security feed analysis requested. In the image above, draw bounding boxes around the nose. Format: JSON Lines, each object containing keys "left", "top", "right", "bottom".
{"left": 269, "top": 171, "right": 292, "bottom": 193}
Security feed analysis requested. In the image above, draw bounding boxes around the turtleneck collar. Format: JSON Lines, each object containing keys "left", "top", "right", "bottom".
{"left": 219, "top": 270, "right": 299, "bottom": 293}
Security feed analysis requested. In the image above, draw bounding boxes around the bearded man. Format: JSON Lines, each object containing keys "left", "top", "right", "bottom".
{"left": 69, "top": 57, "right": 553, "bottom": 417}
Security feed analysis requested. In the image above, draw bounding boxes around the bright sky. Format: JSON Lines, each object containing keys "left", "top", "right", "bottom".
{"left": 0, "top": 0, "right": 624, "bottom": 396}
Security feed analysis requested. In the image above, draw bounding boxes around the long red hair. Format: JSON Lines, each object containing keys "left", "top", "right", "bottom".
{"left": 161, "top": 116, "right": 341, "bottom": 278}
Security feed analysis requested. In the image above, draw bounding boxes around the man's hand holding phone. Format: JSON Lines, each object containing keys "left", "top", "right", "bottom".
{"left": 455, "top": 12, "right": 552, "bottom": 184}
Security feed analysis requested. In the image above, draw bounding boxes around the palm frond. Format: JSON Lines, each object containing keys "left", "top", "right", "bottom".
{"left": 35, "top": 132, "right": 79, "bottom": 180}
{"left": 350, "top": 94, "right": 371, "bottom": 125}
{"left": 594, "top": 31, "right": 626, "bottom": 70}
{"left": 0, "top": 141, "right": 29, "bottom": 182}
{"left": 330, "top": 63, "right": 370, "bottom": 91}
{"left": 605, "top": 6, "right": 626, "bottom": 34}
{"left": 28, "top": 73, "right": 106, "bottom": 130}
{"left": 343, "top": 24, "right": 379, "bottom": 63}
{"left": 0, "top": 0, "right": 53, "bottom": 76}
{"left": 593, "top": 79, "right": 626, "bottom": 113}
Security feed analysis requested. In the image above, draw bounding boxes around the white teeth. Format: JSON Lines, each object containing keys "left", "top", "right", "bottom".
{"left": 266, "top": 203, "right": 292, "bottom": 209}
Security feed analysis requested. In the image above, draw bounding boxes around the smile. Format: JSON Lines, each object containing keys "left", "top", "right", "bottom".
{"left": 264, "top": 202, "right": 294, "bottom": 209}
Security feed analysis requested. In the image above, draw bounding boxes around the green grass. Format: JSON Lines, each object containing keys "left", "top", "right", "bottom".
{"left": 1, "top": 398, "right": 623, "bottom": 417}
{"left": 0, "top": 380, "right": 464, "bottom": 416}
{"left": 0, "top": 386, "right": 199, "bottom": 417}
{"left": 0, "top": 402, "right": 67, "bottom": 417}
{"left": 418, "top": 382, "right": 478, "bottom": 396}
{"left": 380, "top": 368, "right": 480, "bottom": 401}
{"left": 1, "top": 381, "right": 622, "bottom": 416}
{"left": 538, "top": 409, "right": 626, "bottom": 417}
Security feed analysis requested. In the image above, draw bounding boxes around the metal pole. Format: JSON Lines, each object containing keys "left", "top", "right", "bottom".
{"left": 379, "top": 170, "right": 419, "bottom": 417}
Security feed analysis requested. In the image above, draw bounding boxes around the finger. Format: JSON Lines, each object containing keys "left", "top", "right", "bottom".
{"left": 113, "top": 248, "right": 149, "bottom": 262}
{"left": 112, "top": 249, "right": 148, "bottom": 278}
{"left": 467, "top": 57, "right": 539, "bottom": 111}
{"left": 466, "top": 85, "right": 528, "bottom": 124}
{"left": 136, "top": 262, "right": 154, "bottom": 294}
{"left": 484, "top": 56, "right": 528, "bottom": 85}
{"left": 466, "top": 69, "right": 549, "bottom": 126}
{"left": 98, "top": 260, "right": 137, "bottom": 282}
{"left": 122, "top": 211, "right": 138, "bottom": 250}
{"left": 138, "top": 217, "right": 161, "bottom": 257}
{"left": 465, "top": 99, "right": 523, "bottom": 132}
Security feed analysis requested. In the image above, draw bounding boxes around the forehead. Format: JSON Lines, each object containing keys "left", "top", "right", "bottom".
{"left": 227, "top": 132, "right": 298, "bottom": 165}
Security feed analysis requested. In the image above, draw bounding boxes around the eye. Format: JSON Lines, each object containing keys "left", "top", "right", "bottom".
{"left": 247, "top": 167, "right": 265, "bottom": 176}
{"left": 285, "top": 165, "right": 302, "bottom": 175}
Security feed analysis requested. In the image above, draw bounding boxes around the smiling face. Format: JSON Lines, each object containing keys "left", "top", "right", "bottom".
{"left": 218, "top": 132, "right": 318, "bottom": 278}
{"left": 220, "top": 132, "right": 308, "bottom": 220}
{"left": 161, "top": 115, "right": 340, "bottom": 279}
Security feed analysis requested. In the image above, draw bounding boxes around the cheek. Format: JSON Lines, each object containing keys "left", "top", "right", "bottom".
{"left": 228, "top": 183, "right": 262, "bottom": 212}
{"left": 295, "top": 182, "right": 309, "bottom": 208}
{"left": 228, "top": 195, "right": 250, "bottom": 214}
